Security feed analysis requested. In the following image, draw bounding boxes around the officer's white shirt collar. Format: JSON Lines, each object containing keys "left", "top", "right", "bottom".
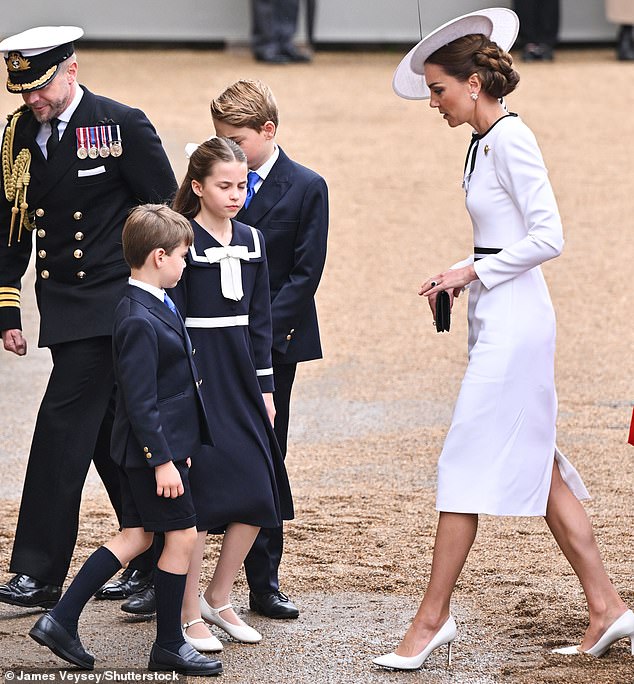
{"left": 36, "top": 84, "right": 84, "bottom": 157}
{"left": 250, "top": 145, "right": 279, "bottom": 193}
{"left": 129, "top": 277, "right": 165, "bottom": 302}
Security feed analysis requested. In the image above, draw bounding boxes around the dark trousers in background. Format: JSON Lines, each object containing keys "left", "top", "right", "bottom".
{"left": 244, "top": 361, "right": 297, "bottom": 593}
{"left": 251, "top": 0, "right": 301, "bottom": 57}
{"left": 9, "top": 337, "right": 151, "bottom": 587}
{"left": 514, "top": 0, "right": 560, "bottom": 47}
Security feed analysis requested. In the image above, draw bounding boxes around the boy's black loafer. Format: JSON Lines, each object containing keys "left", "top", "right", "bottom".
{"left": 29, "top": 613, "right": 95, "bottom": 670}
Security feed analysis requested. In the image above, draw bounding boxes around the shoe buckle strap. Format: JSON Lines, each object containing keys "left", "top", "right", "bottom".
{"left": 182, "top": 618, "right": 205, "bottom": 630}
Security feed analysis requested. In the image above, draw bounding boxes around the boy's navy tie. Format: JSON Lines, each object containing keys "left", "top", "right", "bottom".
{"left": 244, "top": 171, "right": 260, "bottom": 209}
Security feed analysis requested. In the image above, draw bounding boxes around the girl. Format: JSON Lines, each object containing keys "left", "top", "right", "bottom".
{"left": 170, "top": 137, "right": 293, "bottom": 652}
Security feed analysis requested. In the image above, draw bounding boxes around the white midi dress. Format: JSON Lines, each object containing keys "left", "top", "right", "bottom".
{"left": 436, "top": 114, "right": 589, "bottom": 516}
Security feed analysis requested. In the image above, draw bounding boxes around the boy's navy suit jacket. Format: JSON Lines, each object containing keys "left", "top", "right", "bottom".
{"left": 111, "top": 284, "right": 211, "bottom": 469}
{"left": 237, "top": 146, "right": 328, "bottom": 365}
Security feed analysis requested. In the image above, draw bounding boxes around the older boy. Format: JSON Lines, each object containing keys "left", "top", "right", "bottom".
{"left": 29, "top": 205, "right": 221, "bottom": 676}
{"left": 211, "top": 79, "right": 328, "bottom": 619}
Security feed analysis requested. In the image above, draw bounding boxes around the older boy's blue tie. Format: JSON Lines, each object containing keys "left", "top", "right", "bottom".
{"left": 244, "top": 171, "right": 260, "bottom": 209}
{"left": 163, "top": 293, "right": 178, "bottom": 316}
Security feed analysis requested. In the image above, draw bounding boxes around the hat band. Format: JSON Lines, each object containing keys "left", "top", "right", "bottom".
{"left": 7, "top": 64, "right": 57, "bottom": 93}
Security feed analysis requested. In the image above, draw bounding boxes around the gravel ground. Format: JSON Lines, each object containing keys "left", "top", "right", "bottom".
{"left": 1, "top": 45, "right": 633, "bottom": 683}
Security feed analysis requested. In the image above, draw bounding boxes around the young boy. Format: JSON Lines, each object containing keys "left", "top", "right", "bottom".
{"left": 29, "top": 204, "right": 222, "bottom": 677}
{"left": 210, "top": 79, "right": 329, "bottom": 620}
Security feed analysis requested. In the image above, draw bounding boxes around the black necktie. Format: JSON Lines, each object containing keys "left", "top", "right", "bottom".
{"left": 46, "top": 118, "right": 60, "bottom": 160}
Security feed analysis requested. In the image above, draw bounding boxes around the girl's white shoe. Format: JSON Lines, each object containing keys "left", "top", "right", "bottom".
{"left": 552, "top": 609, "right": 634, "bottom": 657}
{"left": 182, "top": 617, "right": 224, "bottom": 652}
{"left": 200, "top": 595, "right": 262, "bottom": 644}
{"left": 373, "top": 615, "right": 457, "bottom": 670}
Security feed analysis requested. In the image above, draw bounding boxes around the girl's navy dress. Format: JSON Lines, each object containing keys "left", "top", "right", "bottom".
{"left": 171, "top": 218, "right": 293, "bottom": 531}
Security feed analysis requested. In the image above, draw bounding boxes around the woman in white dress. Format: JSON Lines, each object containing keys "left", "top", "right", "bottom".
{"left": 373, "top": 7, "right": 634, "bottom": 671}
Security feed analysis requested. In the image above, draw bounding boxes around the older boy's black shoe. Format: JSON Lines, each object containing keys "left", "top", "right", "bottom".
{"left": 148, "top": 642, "right": 222, "bottom": 676}
{"left": 0, "top": 574, "right": 61, "bottom": 609}
{"left": 29, "top": 613, "right": 95, "bottom": 670}
{"left": 95, "top": 569, "right": 152, "bottom": 600}
{"left": 121, "top": 585, "right": 156, "bottom": 615}
{"left": 249, "top": 590, "right": 299, "bottom": 619}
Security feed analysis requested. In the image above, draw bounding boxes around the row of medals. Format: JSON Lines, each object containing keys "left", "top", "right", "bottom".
{"left": 76, "top": 125, "right": 123, "bottom": 159}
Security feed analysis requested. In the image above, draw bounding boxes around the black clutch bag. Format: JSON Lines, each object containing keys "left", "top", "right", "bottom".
{"left": 435, "top": 290, "right": 451, "bottom": 333}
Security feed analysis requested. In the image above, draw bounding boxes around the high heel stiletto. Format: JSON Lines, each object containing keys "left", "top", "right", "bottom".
{"left": 552, "top": 609, "right": 634, "bottom": 657}
{"left": 373, "top": 615, "right": 457, "bottom": 670}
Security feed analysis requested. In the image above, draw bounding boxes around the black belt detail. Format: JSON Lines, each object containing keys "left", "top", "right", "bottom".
{"left": 474, "top": 247, "right": 501, "bottom": 261}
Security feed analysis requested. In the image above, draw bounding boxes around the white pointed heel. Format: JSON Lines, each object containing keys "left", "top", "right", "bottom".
{"left": 200, "top": 595, "right": 262, "bottom": 644}
{"left": 373, "top": 615, "right": 457, "bottom": 670}
{"left": 552, "top": 609, "right": 634, "bottom": 657}
{"left": 182, "top": 618, "right": 224, "bottom": 652}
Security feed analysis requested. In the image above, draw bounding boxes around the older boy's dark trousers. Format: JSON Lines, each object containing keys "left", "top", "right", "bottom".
{"left": 9, "top": 337, "right": 151, "bottom": 586}
{"left": 244, "top": 361, "right": 296, "bottom": 592}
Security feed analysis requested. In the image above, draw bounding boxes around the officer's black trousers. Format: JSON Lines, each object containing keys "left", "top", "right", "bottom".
{"left": 9, "top": 336, "right": 151, "bottom": 586}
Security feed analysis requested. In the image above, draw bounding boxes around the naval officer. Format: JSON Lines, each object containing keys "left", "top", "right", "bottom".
{"left": 0, "top": 26, "right": 177, "bottom": 609}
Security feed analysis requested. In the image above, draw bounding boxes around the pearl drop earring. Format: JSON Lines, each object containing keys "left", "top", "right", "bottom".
{"left": 471, "top": 92, "right": 478, "bottom": 101}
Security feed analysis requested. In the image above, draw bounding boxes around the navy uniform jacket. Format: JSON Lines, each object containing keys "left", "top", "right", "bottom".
{"left": 111, "top": 285, "right": 212, "bottom": 469}
{"left": 0, "top": 86, "right": 177, "bottom": 347}
{"left": 237, "top": 147, "right": 328, "bottom": 365}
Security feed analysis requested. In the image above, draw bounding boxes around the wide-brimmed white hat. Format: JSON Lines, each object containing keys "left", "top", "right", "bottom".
{"left": 393, "top": 7, "right": 519, "bottom": 100}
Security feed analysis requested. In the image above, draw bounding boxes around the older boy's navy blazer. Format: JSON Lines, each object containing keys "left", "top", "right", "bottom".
{"left": 237, "top": 147, "right": 328, "bottom": 365}
{"left": 111, "top": 285, "right": 211, "bottom": 469}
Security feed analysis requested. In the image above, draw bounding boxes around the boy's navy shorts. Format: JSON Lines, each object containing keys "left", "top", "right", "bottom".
{"left": 119, "top": 459, "right": 197, "bottom": 532}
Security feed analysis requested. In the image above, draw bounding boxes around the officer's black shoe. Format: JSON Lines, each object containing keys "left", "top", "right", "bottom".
{"left": 121, "top": 585, "right": 156, "bottom": 615}
{"left": 0, "top": 574, "right": 61, "bottom": 609}
{"left": 29, "top": 613, "right": 95, "bottom": 670}
{"left": 148, "top": 641, "right": 222, "bottom": 676}
{"left": 249, "top": 590, "right": 299, "bottom": 619}
{"left": 95, "top": 569, "right": 153, "bottom": 600}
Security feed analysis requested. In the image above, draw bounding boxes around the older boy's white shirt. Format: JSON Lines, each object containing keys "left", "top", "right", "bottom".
{"left": 251, "top": 145, "right": 279, "bottom": 194}
{"left": 128, "top": 277, "right": 165, "bottom": 302}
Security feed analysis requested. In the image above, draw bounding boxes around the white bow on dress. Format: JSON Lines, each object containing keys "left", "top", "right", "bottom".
{"left": 203, "top": 245, "right": 250, "bottom": 301}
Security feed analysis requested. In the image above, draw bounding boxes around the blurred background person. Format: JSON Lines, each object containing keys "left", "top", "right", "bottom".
{"left": 251, "top": 0, "right": 314, "bottom": 63}
{"left": 513, "top": 0, "right": 560, "bottom": 61}
{"left": 605, "top": 0, "right": 634, "bottom": 60}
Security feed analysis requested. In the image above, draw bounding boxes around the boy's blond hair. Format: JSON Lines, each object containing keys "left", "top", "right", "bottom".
{"left": 210, "top": 79, "right": 279, "bottom": 131}
{"left": 122, "top": 204, "right": 193, "bottom": 269}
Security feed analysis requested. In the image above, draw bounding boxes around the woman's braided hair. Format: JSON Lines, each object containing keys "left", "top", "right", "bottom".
{"left": 426, "top": 34, "right": 519, "bottom": 99}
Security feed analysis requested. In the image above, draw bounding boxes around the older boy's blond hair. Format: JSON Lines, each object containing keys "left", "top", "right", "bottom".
{"left": 210, "top": 79, "right": 279, "bottom": 131}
